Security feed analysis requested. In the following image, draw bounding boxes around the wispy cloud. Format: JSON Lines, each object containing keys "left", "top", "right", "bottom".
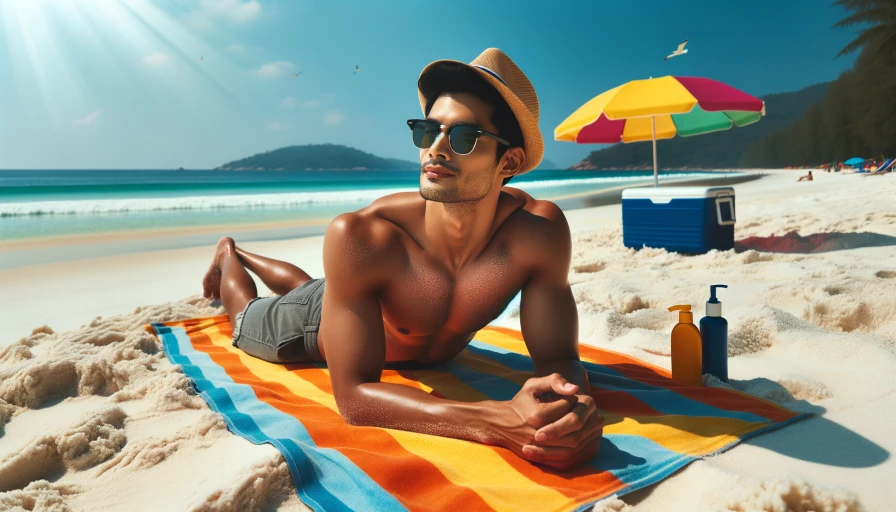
{"left": 302, "top": 94, "right": 334, "bottom": 108}
{"left": 73, "top": 111, "right": 102, "bottom": 127}
{"left": 280, "top": 97, "right": 299, "bottom": 108}
{"left": 265, "top": 121, "right": 289, "bottom": 131}
{"left": 252, "top": 61, "right": 294, "bottom": 78}
{"left": 325, "top": 111, "right": 345, "bottom": 126}
{"left": 140, "top": 52, "right": 171, "bottom": 68}
{"left": 225, "top": 43, "right": 246, "bottom": 55}
{"left": 185, "top": 0, "right": 261, "bottom": 28}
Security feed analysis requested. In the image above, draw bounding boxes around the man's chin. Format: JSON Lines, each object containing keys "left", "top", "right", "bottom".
{"left": 419, "top": 187, "right": 452, "bottom": 203}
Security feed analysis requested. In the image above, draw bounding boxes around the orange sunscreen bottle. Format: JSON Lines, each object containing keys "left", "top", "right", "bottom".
{"left": 668, "top": 305, "right": 703, "bottom": 386}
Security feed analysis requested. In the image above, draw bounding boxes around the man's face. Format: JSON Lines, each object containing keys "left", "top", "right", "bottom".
{"left": 418, "top": 92, "right": 505, "bottom": 203}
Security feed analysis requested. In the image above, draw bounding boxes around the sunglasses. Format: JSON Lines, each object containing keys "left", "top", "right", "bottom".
{"left": 407, "top": 119, "right": 509, "bottom": 156}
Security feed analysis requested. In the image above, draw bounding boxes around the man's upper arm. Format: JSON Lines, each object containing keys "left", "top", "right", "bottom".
{"left": 518, "top": 201, "right": 580, "bottom": 372}
{"left": 320, "top": 212, "right": 395, "bottom": 403}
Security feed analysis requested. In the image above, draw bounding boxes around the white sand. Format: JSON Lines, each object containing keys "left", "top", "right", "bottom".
{"left": 1, "top": 169, "right": 894, "bottom": 511}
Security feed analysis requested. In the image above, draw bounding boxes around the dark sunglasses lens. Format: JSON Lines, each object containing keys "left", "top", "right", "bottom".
{"left": 449, "top": 126, "right": 479, "bottom": 154}
{"left": 412, "top": 121, "right": 439, "bottom": 149}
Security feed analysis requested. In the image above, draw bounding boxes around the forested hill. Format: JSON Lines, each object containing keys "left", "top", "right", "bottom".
{"left": 216, "top": 144, "right": 419, "bottom": 170}
{"left": 741, "top": 44, "right": 896, "bottom": 167}
{"left": 569, "top": 82, "right": 830, "bottom": 170}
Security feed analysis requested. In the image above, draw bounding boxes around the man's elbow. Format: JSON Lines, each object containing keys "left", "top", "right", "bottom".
{"left": 333, "top": 387, "right": 375, "bottom": 426}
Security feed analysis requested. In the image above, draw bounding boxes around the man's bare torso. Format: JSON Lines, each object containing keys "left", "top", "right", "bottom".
{"left": 317, "top": 188, "right": 552, "bottom": 364}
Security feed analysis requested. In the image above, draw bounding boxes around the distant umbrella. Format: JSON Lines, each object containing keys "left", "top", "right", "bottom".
{"left": 844, "top": 157, "right": 865, "bottom": 166}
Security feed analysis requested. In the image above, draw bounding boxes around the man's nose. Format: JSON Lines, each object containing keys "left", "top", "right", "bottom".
{"left": 427, "top": 130, "right": 451, "bottom": 161}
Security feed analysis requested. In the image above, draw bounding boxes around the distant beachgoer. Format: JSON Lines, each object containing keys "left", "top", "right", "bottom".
{"left": 200, "top": 48, "right": 604, "bottom": 471}
{"left": 797, "top": 170, "right": 813, "bottom": 182}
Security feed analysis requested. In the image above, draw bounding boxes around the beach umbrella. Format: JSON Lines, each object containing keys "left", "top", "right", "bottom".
{"left": 555, "top": 76, "right": 766, "bottom": 187}
{"left": 844, "top": 157, "right": 865, "bottom": 166}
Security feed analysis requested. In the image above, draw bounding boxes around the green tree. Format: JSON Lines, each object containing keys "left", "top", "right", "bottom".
{"left": 834, "top": 0, "right": 896, "bottom": 62}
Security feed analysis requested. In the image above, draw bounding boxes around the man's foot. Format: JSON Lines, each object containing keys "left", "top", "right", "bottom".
{"left": 202, "top": 237, "right": 235, "bottom": 300}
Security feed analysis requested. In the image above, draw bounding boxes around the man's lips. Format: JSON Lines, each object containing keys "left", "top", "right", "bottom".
{"left": 423, "top": 166, "right": 455, "bottom": 178}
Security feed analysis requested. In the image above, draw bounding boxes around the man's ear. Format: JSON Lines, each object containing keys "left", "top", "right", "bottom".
{"left": 499, "top": 147, "right": 526, "bottom": 177}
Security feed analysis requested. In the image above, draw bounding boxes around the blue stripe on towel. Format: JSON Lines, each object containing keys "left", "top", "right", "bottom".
{"left": 153, "top": 323, "right": 407, "bottom": 512}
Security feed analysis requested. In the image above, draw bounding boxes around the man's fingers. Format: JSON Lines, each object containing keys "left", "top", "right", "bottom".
{"left": 549, "top": 374, "right": 579, "bottom": 396}
{"left": 535, "top": 396, "right": 599, "bottom": 442}
{"left": 522, "top": 427, "right": 604, "bottom": 467}
{"left": 525, "top": 373, "right": 579, "bottom": 396}
{"left": 521, "top": 444, "right": 578, "bottom": 465}
{"left": 534, "top": 403, "right": 591, "bottom": 444}
{"left": 532, "top": 395, "right": 576, "bottom": 425}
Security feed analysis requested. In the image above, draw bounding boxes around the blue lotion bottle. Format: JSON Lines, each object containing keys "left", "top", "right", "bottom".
{"left": 700, "top": 284, "right": 729, "bottom": 382}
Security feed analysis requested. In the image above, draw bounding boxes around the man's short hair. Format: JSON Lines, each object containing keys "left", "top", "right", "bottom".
{"left": 421, "top": 62, "right": 525, "bottom": 186}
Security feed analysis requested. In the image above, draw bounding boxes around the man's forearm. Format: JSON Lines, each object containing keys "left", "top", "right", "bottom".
{"left": 338, "top": 381, "right": 513, "bottom": 446}
{"left": 535, "top": 358, "right": 591, "bottom": 393}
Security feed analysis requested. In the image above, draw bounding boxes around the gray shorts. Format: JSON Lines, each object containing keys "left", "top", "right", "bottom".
{"left": 232, "top": 278, "right": 326, "bottom": 363}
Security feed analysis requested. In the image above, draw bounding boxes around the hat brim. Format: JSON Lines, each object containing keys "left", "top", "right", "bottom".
{"left": 417, "top": 60, "right": 544, "bottom": 175}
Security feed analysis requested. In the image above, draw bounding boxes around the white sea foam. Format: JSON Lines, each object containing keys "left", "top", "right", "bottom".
{"left": 0, "top": 174, "right": 728, "bottom": 217}
{"left": 0, "top": 188, "right": 416, "bottom": 216}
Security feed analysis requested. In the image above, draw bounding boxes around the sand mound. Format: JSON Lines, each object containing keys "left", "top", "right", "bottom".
{"left": 591, "top": 494, "right": 635, "bottom": 511}
{"left": 0, "top": 480, "right": 81, "bottom": 512}
{"left": 193, "top": 456, "right": 301, "bottom": 512}
{"left": 0, "top": 406, "right": 127, "bottom": 492}
{"left": 698, "top": 477, "right": 863, "bottom": 511}
{"left": 0, "top": 297, "right": 222, "bottom": 504}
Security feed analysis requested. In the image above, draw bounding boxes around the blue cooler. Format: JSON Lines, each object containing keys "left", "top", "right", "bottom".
{"left": 621, "top": 186, "right": 736, "bottom": 254}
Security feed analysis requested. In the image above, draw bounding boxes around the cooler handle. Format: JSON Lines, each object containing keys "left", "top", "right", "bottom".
{"left": 715, "top": 197, "right": 736, "bottom": 226}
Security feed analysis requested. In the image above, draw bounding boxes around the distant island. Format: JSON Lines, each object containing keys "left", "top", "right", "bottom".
{"left": 536, "top": 159, "right": 559, "bottom": 170}
{"left": 217, "top": 143, "right": 565, "bottom": 172}
{"left": 569, "top": 82, "right": 830, "bottom": 170}
{"left": 216, "top": 143, "right": 419, "bottom": 171}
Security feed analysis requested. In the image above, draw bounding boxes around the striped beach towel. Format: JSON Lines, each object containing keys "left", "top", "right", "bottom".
{"left": 148, "top": 312, "right": 808, "bottom": 512}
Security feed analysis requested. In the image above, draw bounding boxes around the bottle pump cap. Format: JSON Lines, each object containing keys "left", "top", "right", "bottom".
{"left": 706, "top": 284, "right": 728, "bottom": 317}
{"left": 668, "top": 305, "right": 693, "bottom": 323}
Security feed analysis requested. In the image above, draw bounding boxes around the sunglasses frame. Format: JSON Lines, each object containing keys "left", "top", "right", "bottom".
{"left": 406, "top": 119, "right": 510, "bottom": 156}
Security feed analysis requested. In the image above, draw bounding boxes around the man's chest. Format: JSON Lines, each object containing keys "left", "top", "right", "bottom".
{"left": 379, "top": 242, "right": 529, "bottom": 337}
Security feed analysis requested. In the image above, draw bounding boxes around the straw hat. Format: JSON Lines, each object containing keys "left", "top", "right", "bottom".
{"left": 417, "top": 48, "right": 544, "bottom": 174}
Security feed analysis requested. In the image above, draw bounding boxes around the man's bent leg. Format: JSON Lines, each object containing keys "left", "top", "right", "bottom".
{"left": 234, "top": 246, "right": 313, "bottom": 296}
{"left": 218, "top": 240, "right": 258, "bottom": 326}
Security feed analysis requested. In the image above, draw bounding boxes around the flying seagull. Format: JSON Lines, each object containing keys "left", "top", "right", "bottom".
{"left": 292, "top": 71, "right": 303, "bottom": 77}
{"left": 664, "top": 39, "right": 689, "bottom": 60}
{"left": 198, "top": 56, "right": 204, "bottom": 61}
{"left": 353, "top": 65, "right": 360, "bottom": 74}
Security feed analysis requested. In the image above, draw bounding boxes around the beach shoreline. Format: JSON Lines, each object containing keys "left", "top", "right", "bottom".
{"left": 0, "top": 170, "right": 762, "bottom": 269}
{"left": 2, "top": 168, "right": 894, "bottom": 510}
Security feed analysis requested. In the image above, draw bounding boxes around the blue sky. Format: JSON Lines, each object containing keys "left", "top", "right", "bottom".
{"left": 0, "top": 0, "right": 860, "bottom": 170}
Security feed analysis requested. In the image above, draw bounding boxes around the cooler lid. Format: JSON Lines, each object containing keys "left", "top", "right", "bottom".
{"left": 621, "top": 186, "right": 734, "bottom": 199}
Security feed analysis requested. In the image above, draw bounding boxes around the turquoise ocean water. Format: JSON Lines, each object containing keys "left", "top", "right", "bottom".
{"left": 0, "top": 168, "right": 733, "bottom": 243}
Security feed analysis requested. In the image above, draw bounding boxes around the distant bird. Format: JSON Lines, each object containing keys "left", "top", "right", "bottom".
{"left": 292, "top": 71, "right": 303, "bottom": 77}
{"left": 664, "top": 39, "right": 689, "bottom": 60}
{"left": 198, "top": 56, "right": 204, "bottom": 61}
{"left": 353, "top": 65, "right": 360, "bottom": 74}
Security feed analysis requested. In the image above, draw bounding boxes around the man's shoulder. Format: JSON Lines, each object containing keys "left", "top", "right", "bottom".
{"left": 502, "top": 188, "right": 569, "bottom": 238}
{"left": 501, "top": 190, "right": 573, "bottom": 273}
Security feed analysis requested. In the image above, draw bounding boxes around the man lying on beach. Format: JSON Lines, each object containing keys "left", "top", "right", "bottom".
{"left": 201, "top": 48, "right": 604, "bottom": 471}
{"left": 797, "top": 170, "right": 813, "bottom": 182}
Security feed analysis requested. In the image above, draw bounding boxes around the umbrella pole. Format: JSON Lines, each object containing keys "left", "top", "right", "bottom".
{"left": 651, "top": 116, "right": 658, "bottom": 188}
